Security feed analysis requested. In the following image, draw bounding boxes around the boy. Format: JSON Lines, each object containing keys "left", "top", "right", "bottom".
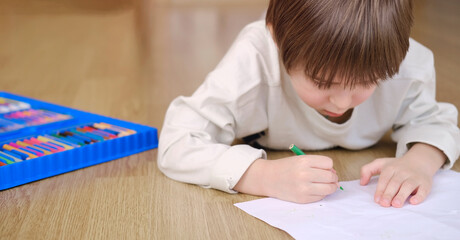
{"left": 158, "top": 0, "right": 459, "bottom": 208}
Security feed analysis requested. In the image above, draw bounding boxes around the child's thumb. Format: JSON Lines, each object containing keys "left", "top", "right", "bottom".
{"left": 359, "top": 159, "right": 385, "bottom": 185}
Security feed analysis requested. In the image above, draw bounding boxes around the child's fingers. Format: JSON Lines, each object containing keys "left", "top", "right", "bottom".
{"left": 310, "top": 182, "right": 338, "bottom": 196}
{"left": 303, "top": 155, "right": 334, "bottom": 170}
{"left": 391, "top": 179, "right": 419, "bottom": 208}
{"left": 360, "top": 158, "right": 386, "bottom": 185}
{"left": 378, "top": 173, "right": 411, "bottom": 207}
{"left": 409, "top": 184, "right": 431, "bottom": 205}
{"left": 309, "top": 168, "right": 338, "bottom": 183}
{"left": 373, "top": 167, "right": 396, "bottom": 204}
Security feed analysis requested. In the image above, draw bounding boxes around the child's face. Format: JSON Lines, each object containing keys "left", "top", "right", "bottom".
{"left": 289, "top": 68, "right": 377, "bottom": 118}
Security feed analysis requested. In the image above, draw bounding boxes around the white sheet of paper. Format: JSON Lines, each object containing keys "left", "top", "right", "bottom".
{"left": 235, "top": 170, "right": 460, "bottom": 240}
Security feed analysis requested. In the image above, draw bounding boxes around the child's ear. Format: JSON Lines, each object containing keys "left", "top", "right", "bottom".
{"left": 267, "top": 23, "right": 273, "bottom": 35}
{"left": 266, "top": 23, "right": 278, "bottom": 48}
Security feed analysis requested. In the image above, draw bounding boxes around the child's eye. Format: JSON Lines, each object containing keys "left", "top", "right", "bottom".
{"left": 312, "top": 80, "right": 337, "bottom": 90}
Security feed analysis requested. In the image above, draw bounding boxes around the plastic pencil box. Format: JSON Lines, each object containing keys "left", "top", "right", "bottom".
{"left": 0, "top": 91, "right": 158, "bottom": 190}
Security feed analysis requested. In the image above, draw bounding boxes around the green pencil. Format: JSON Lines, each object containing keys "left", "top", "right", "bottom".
{"left": 289, "top": 144, "right": 344, "bottom": 191}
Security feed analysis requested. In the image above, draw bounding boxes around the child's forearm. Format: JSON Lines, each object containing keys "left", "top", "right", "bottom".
{"left": 233, "top": 159, "right": 271, "bottom": 197}
{"left": 404, "top": 142, "right": 446, "bottom": 175}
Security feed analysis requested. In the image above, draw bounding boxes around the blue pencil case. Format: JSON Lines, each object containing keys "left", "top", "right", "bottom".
{"left": 0, "top": 92, "right": 158, "bottom": 190}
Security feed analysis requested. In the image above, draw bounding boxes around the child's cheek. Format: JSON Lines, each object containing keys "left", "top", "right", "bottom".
{"left": 302, "top": 94, "right": 327, "bottom": 109}
{"left": 353, "top": 88, "right": 376, "bottom": 106}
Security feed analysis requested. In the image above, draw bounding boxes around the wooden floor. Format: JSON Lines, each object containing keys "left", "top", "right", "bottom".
{"left": 0, "top": 0, "right": 458, "bottom": 239}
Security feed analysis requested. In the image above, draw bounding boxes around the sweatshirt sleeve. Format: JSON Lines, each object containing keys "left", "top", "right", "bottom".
{"left": 391, "top": 47, "right": 460, "bottom": 169}
{"left": 157, "top": 26, "right": 272, "bottom": 193}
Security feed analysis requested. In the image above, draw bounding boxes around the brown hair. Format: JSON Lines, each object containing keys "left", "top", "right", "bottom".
{"left": 266, "top": 0, "right": 414, "bottom": 88}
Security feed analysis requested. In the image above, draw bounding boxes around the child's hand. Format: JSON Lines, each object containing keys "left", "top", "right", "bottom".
{"left": 360, "top": 143, "right": 446, "bottom": 208}
{"left": 266, "top": 155, "right": 339, "bottom": 203}
{"left": 360, "top": 157, "right": 432, "bottom": 208}
{"left": 234, "top": 155, "right": 339, "bottom": 204}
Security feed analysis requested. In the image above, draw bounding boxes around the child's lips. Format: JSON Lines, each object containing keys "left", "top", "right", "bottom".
{"left": 323, "top": 110, "right": 345, "bottom": 117}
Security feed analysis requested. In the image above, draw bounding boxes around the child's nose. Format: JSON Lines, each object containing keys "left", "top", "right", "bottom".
{"left": 329, "top": 92, "right": 352, "bottom": 110}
